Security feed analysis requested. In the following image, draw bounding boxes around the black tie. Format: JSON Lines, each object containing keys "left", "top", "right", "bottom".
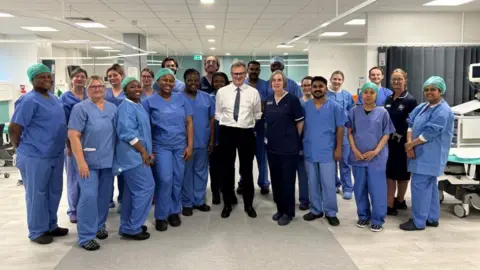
{"left": 233, "top": 88, "right": 241, "bottom": 122}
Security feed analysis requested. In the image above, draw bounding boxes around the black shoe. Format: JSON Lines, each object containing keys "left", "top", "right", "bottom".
{"left": 182, "top": 207, "right": 193, "bottom": 216}
{"left": 426, "top": 220, "right": 439, "bottom": 227}
{"left": 395, "top": 198, "right": 408, "bottom": 210}
{"left": 122, "top": 231, "right": 151, "bottom": 241}
{"left": 260, "top": 187, "right": 270, "bottom": 195}
{"left": 221, "top": 205, "right": 232, "bottom": 218}
{"left": 272, "top": 212, "right": 282, "bottom": 221}
{"left": 278, "top": 214, "right": 293, "bottom": 226}
{"left": 141, "top": 225, "right": 148, "bottom": 232}
{"left": 245, "top": 207, "right": 257, "bottom": 218}
{"left": 370, "top": 224, "right": 383, "bottom": 232}
{"left": 31, "top": 233, "right": 53, "bottom": 245}
{"left": 168, "top": 214, "right": 181, "bottom": 227}
{"left": 399, "top": 219, "right": 424, "bottom": 231}
{"left": 96, "top": 228, "right": 108, "bottom": 240}
{"left": 48, "top": 227, "right": 69, "bottom": 237}
{"left": 194, "top": 204, "right": 211, "bottom": 212}
{"left": 303, "top": 212, "right": 324, "bottom": 221}
{"left": 356, "top": 219, "right": 370, "bottom": 228}
{"left": 236, "top": 186, "right": 243, "bottom": 195}
{"left": 387, "top": 207, "right": 398, "bottom": 216}
{"left": 155, "top": 219, "right": 168, "bottom": 231}
{"left": 82, "top": 239, "right": 100, "bottom": 251}
{"left": 232, "top": 196, "right": 238, "bottom": 205}
{"left": 299, "top": 203, "right": 310, "bottom": 211}
{"left": 326, "top": 216, "right": 340, "bottom": 226}
{"left": 212, "top": 193, "right": 221, "bottom": 205}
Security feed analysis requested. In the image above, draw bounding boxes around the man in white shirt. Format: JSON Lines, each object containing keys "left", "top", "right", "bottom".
{"left": 215, "top": 60, "right": 262, "bottom": 219}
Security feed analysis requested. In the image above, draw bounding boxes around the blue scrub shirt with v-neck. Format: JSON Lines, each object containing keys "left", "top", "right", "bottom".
{"left": 105, "top": 88, "right": 126, "bottom": 107}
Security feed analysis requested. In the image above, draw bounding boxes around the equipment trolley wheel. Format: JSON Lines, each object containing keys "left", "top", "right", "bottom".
{"left": 3, "top": 173, "right": 10, "bottom": 178}
{"left": 453, "top": 204, "right": 469, "bottom": 218}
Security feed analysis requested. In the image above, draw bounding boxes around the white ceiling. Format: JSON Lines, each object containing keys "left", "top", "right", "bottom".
{"left": 0, "top": 0, "right": 480, "bottom": 57}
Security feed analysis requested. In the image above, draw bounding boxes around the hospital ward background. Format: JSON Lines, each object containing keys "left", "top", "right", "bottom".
{"left": 1, "top": 0, "right": 480, "bottom": 269}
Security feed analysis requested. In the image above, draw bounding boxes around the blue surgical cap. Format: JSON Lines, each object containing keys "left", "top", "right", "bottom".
{"left": 155, "top": 68, "right": 175, "bottom": 82}
{"left": 423, "top": 76, "right": 446, "bottom": 95}
{"left": 27, "top": 63, "right": 51, "bottom": 82}
{"left": 361, "top": 82, "right": 379, "bottom": 96}
{"left": 121, "top": 76, "right": 138, "bottom": 91}
{"left": 270, "top": 56, "right": 285, "bottom": 66}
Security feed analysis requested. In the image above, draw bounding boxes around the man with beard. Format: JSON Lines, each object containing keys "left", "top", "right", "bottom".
{"left": 301, "top": 76, "right": 344, "bottom": 227}
{"left": 237, "top": 60, "right": 270, "bottom": 195}
{"left": 200, "top": 56, "right": 220, "bottom": 94}
{"left": 268, "top": 57, "right": 303, "bottom": 98}
{"left": 155, "top": 57, "right": 185, "bottom": 93}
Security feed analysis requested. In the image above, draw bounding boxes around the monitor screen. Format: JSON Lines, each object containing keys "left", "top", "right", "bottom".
{"left": 473, "top": 66, "right": 480, "bottom": 78}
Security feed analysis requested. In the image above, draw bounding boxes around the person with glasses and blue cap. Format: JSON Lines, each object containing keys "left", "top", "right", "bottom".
{"left": 9, "top": 63, "right": 69, "bottom": 245}
{"left": 400, "top": 76, "right": 454, "bottom": 231}
{"left": 113, "top": 77, "right": 155, "bottom": 241}
{"left": 269, "top": 56, "right": 303, "bottom": 99}
{"left": 143, "top": 68, "right": 194, "bottom": 232}
{"left": 347, "top": 82, "right": 395, "bottom": 233}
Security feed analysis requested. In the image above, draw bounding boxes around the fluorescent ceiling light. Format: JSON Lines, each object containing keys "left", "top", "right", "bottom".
{"left": 277, "top": 44, "right": 294, "bottom": 48}
{"left": 423, "top": 0, "right": 473, "bottom": 6}
{"left": 283, "top": 53, "right": 289, "bottom": 55}
{"left": 61, "top": 40, "right": 90, "bottom": 44}
{"left": 21, "top": 26, "right": 58, "bottom": 32}
{"left": 92, "top": 46, "right": 112, "bottom": 50}
{"left": 225, "top": 53, "right": 231, "bottom": 56}
{"left": 75, "top": 22, "right": 107, "bottom": 28}
{"left": 201, "top": 0, "right": 215, "bottom": 3}
{"left": 345, "top": 19, "right": 365, "bottom": 25}
{"left": 303, "top": 48, "right": 309, "bottom": 51}
{"left": 208, "top": 39, "right": 215, "bottom": 43}
{"left": 320, "top": 22, "right": 330, "bottom": 27}
{"left": 210, "top": 47, "right": 216, "bottom": 50}
{"left": 320, "top": 32, "right": 348, "bottom": 37}
{"left": 205, "top": 25, "right": 215, "bottom": 29}
{"left": 105, "top": 49, "right": 121, "bottom": 52}
{"left": 0, "top": 13, "right": 14, "bottom": 17}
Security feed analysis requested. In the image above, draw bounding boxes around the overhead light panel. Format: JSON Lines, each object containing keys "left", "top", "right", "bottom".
{"left": 205, "top": 25, "right": 215, "bottom": 29}
{"left": 276, "top": 44, "right": 294, "bottom": 48}
{"left": 345, "top": 19, "right": 365, "bottom": 25}
{"left": 283, "top": 53, "right": 289, "bottom": 55}
{"left": 75, "top": 22, "right": 107, "bottom": 28}
{"left": 201, "top": 0, "right": 215, "bottom": 3}
{"left": 92, "top": 46, "right": 112, "bottom": 50}
{"left": 210, "top": 47, "right": 216, "bottom": 50}
{"left": 0, "top": 13, "right": 14, "bottom": 17}
{"left": 225, "top": 53, "right": 231, "bottom": 56}
{"left": 21, "top": 26, "right": 58, "bottom": 32}
{"left": 320, "top": 32, "right": 348, "bottom": 37}
{"left": 303, "top": 48, "right": 309, "bottom": 51}
{"left": 423, "top": 0, "right": 473, "bottom": 6}
{"left": 105, "top": 49, "right": 121, "bottom": 52}
{"left": 208, "top": 39, "right": 215, "bottom": 43}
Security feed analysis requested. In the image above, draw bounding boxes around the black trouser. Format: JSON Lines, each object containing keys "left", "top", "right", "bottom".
{"left": 219, "top": 125, "right": 255, "bottom": 208}
{"left": 267, "top": 152, "right": 297, "bottom": 218}
{"left": 209, "top": 145, "right": 222, "bottom": 196}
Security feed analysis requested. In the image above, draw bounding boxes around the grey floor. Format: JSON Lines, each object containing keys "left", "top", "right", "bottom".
{"left": 1, "top": 164, "right": 480, "bottom": 270}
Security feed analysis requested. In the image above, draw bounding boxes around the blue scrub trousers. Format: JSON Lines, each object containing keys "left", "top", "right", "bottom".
{"left": 411, "top": 173, "right": 440, "bottom": 228}
{"left": 16, "top": 153, "right": 64, "bottom": 240}
{"left": 305, "top": 161, "right": 338, "bottom": 217}
{"left": 117, "top": 174, "right": 125, "bottom": 203}
{"left": 267, "top": 152, "right": 297, "bottom": 217}
{"left": 335, "top": 144, "right": 353, "bottom": 193}
{"left": 297, "top": 154, "right": 309, "bottom": 206}
{"left": 153, "top": 148, "right": 185, "bottom": 220}
{"left": 77, "top": 168, "right": 114, "bottom": 246}
{"left": 352, "top": 166, "right": 387, "bottom": 226}
{"left": 182, "top": 148, "right": 209, "bottom": 208}
{"left": 120, "top": 165, "right": 154, "bottom": 235}
{"left": 65, "top": 149, "right": 79, "bottom": 218}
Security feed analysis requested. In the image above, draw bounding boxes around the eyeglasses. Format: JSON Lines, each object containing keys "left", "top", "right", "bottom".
{"left": 232, "top": 72, "right": 246, "bottom": 77}
{"left": 89, "top": 85, "right": 104, "bottom": 90}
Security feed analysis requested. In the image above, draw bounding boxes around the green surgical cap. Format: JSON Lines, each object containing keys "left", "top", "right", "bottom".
{"left": 361, "top": 82, "right": 379, "bottom": 95}
{"left": 154, "top": 68, "right": 175, "bottom": 82}
{"left": 423, "top": 76, "right": 446, "bottom": 95}
{"left": 121, "top": 76, "right": 138, "bottom": 91}
{"left": 27, "top": 63, "right": 51, "bottom": 82}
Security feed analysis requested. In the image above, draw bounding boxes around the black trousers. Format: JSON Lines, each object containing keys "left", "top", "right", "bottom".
{"left": 219, "top": 125, "right": 256, "bottom": 208}
{"left": 209, "top": 145, "right": 222, "bottom": 196}
{"left": 267, "top": 152, "right": 297, "bottom": 217}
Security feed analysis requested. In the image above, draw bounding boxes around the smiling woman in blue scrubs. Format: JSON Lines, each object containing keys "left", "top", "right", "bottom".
{"left": 68, "top": 75, "right": 117, "bottom": 251}
{"left": 400, "top": 76, "right": 454, "bottom": 231}
{"left": 60, "top": 67, "right": 88, "bottom": 224}
{"left": 357, "top": 67, "right": 393, "bottom": 106}
{"left": 114, "top": 77, "right": 154, "bottom": 241}
{"left": 181, "top": 69, "right": 215, "bottom": 216}
{"left": 9, "top": 63, "right": 69, "bottom": 245}
{"left": 143, "top": 68, "right": 194, "bottom": 232}
{"left": 347, "top": 82, "right": 395, "bottom": 233}
{"left": 265, "top": 70, "right": 304, "bottom": 226}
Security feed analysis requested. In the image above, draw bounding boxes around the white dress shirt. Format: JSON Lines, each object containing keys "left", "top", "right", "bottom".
{"left": 215, "top": 83, "right": 262, "bottom": 129}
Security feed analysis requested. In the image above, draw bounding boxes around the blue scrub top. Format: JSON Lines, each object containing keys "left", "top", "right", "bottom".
{"left": 200, "top": 76, "right": 215, "bottom": 94}
{"left": 12, "top": 90, "right": 67, "bottom": 158}
{"left": 327, "top": 89, "right": 355, "bottom": 145}
{"left": 265, "top": 92, "right": 304, "bottom": 155}
{"left": 268, "top": 78, "right": 303, "bottom": 99}
{"left": 407, "top": 100, "right": 454, "bottom": 177}
{"left": 68, "top": 99, "right": 117, "bottom": 169}
{"left": 104, "top": 88, "right": 126, "bottom": 107}
{"left": 181, "top": 90, "right": 215, "bottom": 149}
{"left": 143, "top": 92, "right": 193, "bottom": 150}
{"left": 303, "top": 99, "right": 346, "bottom": 163}
{"left": 113, "top": 99, "right": 152, "bottom": 176}
{"left": 60, "top": 89, "right": 87, "bottom": 123}
{"left": 357, "top": 87, "right": 393, "bottom": 106}
{"left": 246, "top": 78, "right": 269, "bottom": 101}
{"left": 346, "top": 106, "right": 395, "bottom": 168}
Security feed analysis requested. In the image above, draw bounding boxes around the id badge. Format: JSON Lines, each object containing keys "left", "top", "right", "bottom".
{"left": 264, "top": 137, "right": 268, "bottom": 145}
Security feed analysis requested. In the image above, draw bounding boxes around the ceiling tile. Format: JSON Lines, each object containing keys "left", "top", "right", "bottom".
{"left": 106, "top": 4, "right": 151, "bottom": 12}
{"left": 118, "top": 11, "right": 158, "bottom": 19}
{"left": 148, "top": 4, "right": 188, "bottom": 12}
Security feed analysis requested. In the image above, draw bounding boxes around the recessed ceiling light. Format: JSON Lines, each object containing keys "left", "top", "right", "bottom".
{"left": 92, "top": 46, "right": 112, "bottom": 50}
{"left": 75, "top": 22, "right": 107, "bottom": 28}
{"left": 303, "top": 48, "right": 309, "bottom": 51}
{"left": 320, "top": 22, "right": 330, "bottom": 27}
{"left": 201, "top": 0, "right": 215, "bottom": 3}
{"left": 283, "top": 53, "right": 289, "bottom": 55}
{"left": 225, "top": 53, "right": 231, "bottom": 56}
{"left": 345, "top": 19, "right": 366, "bottom": 25}
{"left": 208, "top": 39, "right": 215, "bottom": 43}
{"left": 320, "top": 32, "right": 348, "bottom": 37}
{"left": 210, "top": 47, "right": 216, "bottom": 50}
{"left": 105, "top": 49, "right": 121, "bottom": 52}
{"left": 277, "top": 44, "right": 294, "bottom": 48}
{"left": 21, "top": 26, "right": 58, "bottom": 32}
{"left": 423, "top": 0, "right": 473, "bottom": 6}
{"left": 206, "top": 25, "right": 215, "bottom": 29}
{"left": 62, "top": 40, "right": 90, "bottom": 44}
{"left": 0, "top": 13, "right": 14, "bottom": 18}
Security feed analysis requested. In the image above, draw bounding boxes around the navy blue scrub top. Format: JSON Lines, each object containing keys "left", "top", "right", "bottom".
{"left": 264, "top": 92, "right": 304, "bottom": 155}
{"left": 200, "top": 76, "right": 215, "bottom": 94}
{"left": 384, "top": 91, "right": 417, "bottom": 136}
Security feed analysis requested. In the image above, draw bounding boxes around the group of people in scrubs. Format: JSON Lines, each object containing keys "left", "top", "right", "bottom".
{"left": 10, "top": 57, "right": 454, "bottom": 250}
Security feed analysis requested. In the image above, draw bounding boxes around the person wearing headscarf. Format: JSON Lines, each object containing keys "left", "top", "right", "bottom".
{"left": 9, "top": 63, "right": 68, "bottom": 244}
{"left": 400, "top": 76, "right": 454, "bottom": 231}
